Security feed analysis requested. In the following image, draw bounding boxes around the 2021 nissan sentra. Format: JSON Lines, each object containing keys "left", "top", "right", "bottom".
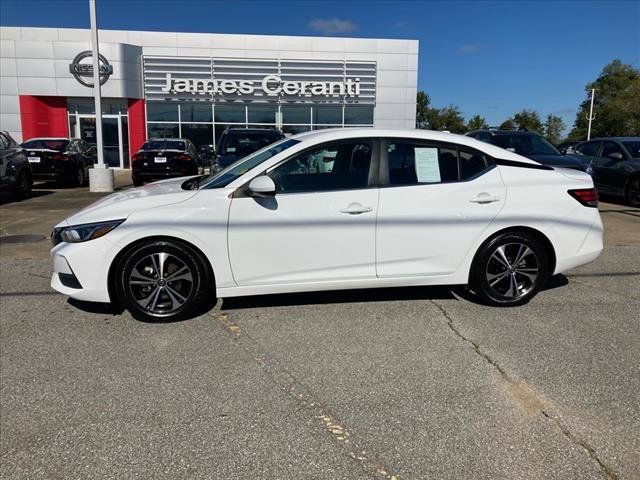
{"left": 51, "top": 128, "right": 603, "bottom": 322}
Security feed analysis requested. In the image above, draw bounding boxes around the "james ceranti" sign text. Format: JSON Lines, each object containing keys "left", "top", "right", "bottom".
{"left": 161, "top": 73, "right": 362, "bottom": 97}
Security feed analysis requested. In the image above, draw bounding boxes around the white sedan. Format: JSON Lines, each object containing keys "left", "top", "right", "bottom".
{"left": 51, "top": 128, "right": 603, "bottom": 321}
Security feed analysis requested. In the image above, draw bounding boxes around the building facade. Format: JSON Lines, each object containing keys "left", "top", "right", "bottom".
{"left": 0, "top": 26, "right": 419, "bottom": 168}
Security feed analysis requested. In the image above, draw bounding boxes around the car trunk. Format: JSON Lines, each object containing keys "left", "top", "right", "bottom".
{"left": 25, "top": 148, "right": 66, "bottom": 175}
{"left": 133, "top": 149, "right": 193, "bottom": 174}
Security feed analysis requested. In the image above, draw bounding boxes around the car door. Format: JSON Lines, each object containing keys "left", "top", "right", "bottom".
{"left": 227, "top": 138, "right": 379, "bottom": 286}
{"left": 0, "top": 134, "right": 10, "bottom": 185}
{"left": 376, "top": 139, "right": 506, "bottom": 277}
{"left": 595, "top": 141, "right": 629, "bottom": 192}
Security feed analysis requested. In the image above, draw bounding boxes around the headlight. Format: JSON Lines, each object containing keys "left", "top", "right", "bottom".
{"left": 51, "top": 219, "right": 125, "bottom": 246}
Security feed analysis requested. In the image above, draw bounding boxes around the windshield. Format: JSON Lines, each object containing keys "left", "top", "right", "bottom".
{"left": 202, "top": 138, "right": 300, "bottom": 189}
{"left": 141, "top": 140, "right": 186, "bottom": 151}
{"left": 220, "top": 131, "right": 282, "bottom": 156}
{"left": 21, "top": 139, "right": 69, "bottom": 151}
{"left": 491, "top": 134, "right": 561, "bottom": 156}
{"left": 622, "top": 141, "right": 640, "bottom": 158}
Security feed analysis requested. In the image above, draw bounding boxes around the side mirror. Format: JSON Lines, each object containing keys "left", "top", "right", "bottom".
{"left": 248, "top": 175, "right": 276, "bottom": 197}
{"left": 607, "top": 152, "right": 623, "bottom": 161}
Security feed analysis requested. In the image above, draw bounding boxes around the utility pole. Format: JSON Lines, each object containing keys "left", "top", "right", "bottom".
{"left": 88, "top": 0, "right": 114, "bottom": 192}
{"left": 586, "top": 88, "right": 596, "bottom": 141}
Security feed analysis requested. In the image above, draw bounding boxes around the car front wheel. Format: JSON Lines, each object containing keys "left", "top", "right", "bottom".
{"left": 625, "top": 176, "right": 640, "bottom": 207}
{"left": 470, "top": 232, "right": 549, "bottom": 307}
{"left": 12, "top": 169, "right": 32, "bottom": 200}
{"left": 114, "top": 239, "right": 212, "bottom": 322}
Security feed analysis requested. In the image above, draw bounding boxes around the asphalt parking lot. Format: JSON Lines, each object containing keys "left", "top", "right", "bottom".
{"left": 1, "top": 178, "right": 638, "bottom": 479}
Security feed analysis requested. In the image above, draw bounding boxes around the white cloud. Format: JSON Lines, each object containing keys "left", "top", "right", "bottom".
{"left": 308, "top": 18, "right": 358, "bottom": 35}
{"left": 459, "top": 44, "right": 480, "bottom": 54}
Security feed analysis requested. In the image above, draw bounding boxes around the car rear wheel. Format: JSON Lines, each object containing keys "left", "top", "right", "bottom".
{"left": 74, "top": 164, "right": 87, "bottom": 187}
{"left": 625, "top": 176, "right": 640, "bottom": 207}
{"left": 132, "top": 176, "right": 144, "bottom": 187}
{"left": 470, "top": 232, "right": 549, "bottom": 307}
{"left": 12, "top": 170, "right": 32, "bottom": 200}
{"left": 114, "top": 240, "right": 212, "bottom": 322}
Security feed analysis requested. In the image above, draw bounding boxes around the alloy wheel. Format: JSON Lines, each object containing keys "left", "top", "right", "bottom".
{"left": 127, "top": 252, "right": 194, "bottom": 315}
{"left": 485, "top": 242, "right": 539, "bottom": 300}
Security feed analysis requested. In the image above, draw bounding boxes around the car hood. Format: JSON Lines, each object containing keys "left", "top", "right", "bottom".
{"left": 527, "top": 154, "right": 585, "bottom": 168}
{"left": 57, "top": 176, "right": 200, "bottom": 227}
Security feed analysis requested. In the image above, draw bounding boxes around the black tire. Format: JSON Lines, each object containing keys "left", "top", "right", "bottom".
{"left": 625, "top": 175, "right": 640, "bottom": 208}
{"left": 470, "top": 232, "right": 549, "bottom": 307}
{"left": 74, "top": 164, "right": 87, "bottom": 187}
{"left": 114, "top": 239, "right": 212, "bottom": 322}
{"left": 132, "top": 176, "right": 144, "bottom": 187}
{"left": 12, "top": 169, "right": 32, "bottom": 200}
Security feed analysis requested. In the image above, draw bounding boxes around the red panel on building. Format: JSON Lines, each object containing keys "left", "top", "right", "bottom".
{"left": 128, "top": 98, "right": 146, "bottom": 159}
{"left": 19, "top": 96, "right": 69, "bottom": 141}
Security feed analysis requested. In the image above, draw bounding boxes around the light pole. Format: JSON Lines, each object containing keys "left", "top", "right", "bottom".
{"left": 586, "top": 88, "right": 596, "bottom": 141}
{"left": 88, "top": 0, "right": 114, "bottom": 192}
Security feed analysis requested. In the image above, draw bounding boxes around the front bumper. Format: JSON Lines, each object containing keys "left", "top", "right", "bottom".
{"left": 50, "top": 237, "right": 114, "bottom": 303}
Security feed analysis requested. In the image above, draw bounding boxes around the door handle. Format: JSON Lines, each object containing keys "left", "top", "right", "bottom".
{"left": 469, "top": 193, "right": 501, "bottom": 204}
{"left": 340, "top": 203, "right": 373, "bottom": 214}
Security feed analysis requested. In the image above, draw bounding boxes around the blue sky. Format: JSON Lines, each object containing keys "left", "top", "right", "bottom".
{"left": 2, "top": 0, "right": 639, "bottom": 132}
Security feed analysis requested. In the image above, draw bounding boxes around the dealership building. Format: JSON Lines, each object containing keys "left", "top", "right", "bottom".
{"left": 0, "top": 26, "right": 419, "bottom": 168}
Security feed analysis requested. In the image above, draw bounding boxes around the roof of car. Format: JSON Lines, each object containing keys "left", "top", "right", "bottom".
{"left": 467, "top": 129, "right": 540, "bottom": 136}
{"left": 289, "top": 127, "right": 538, "bottom": 164}
{"left": 586, "top": 137, "right": 640, "bottom": 141}
{"left": 223, "top": 128, "right": 282, "bottom": 134}
{"left": 146, "top": 138, "right": 188, "bottom": 142}
{"left": 23, "top": 137, "right": 72, "bottom": 141}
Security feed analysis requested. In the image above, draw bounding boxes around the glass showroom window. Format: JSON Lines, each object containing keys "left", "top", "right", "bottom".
{"left": 344, "top": 105, "right": 374, "bottom": 125}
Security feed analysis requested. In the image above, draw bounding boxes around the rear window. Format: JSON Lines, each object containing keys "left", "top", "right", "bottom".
{"left": 221, "top": 131, "right": 282, "bottom": 156}
{"left": 622, "top": 141, "right": 640, "bottom": 158}
{"left": 141, "top": 140, "right": 186, "bottom": 151}
{"left": 490, "top": 134, "right": 559, "bottom": 156}
{"left": 22, "top": 139, "right": 69, "bottom": 151}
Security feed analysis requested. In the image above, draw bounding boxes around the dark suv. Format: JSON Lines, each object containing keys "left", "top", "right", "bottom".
{"left": 212, "top": 128, "right": 284, "bottom": 173}
{"left": 0, "top": 131, "right": 32, "bottom": 200}
{"left": 21, "top": 137, "right": 95, "bottom": 187}
{"left": 467, "top": 129, "right": 589, "bottom": 173}
{"left": 131, "top": 138, "right": 199, "bottom": 186}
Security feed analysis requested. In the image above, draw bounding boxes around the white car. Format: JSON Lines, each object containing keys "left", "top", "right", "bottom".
{"left": 51, "top": 128, "right": 603, "bottom": 321}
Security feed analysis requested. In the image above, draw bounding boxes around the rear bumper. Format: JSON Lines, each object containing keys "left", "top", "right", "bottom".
{"left": 554, "top": 211, "right": 604, "bottom": 274}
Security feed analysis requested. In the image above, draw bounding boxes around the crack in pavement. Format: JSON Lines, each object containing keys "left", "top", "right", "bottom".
{"left": 429, "top": 299, "right": 619, "bottom": 480}
{"left": 211, "top": 311, "right": 400, "bottom": 480}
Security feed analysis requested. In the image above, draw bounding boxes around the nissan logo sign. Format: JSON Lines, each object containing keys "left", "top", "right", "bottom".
{"left": 69, "top": 51, "right": 113, "bottom": 87}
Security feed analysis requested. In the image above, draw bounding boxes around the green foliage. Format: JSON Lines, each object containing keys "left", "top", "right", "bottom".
{"left": 544, "top": 114, "right": 566, "bottom": 145}
{"left": 467, "top": 115, "right": 489, "bottom": 131}
{"left": 499, "top": 119, "right": 515, "bottom": 130}
{"left": 512, "top": 109, "right": 544, "bottom": 133}
{"left": 416, "top": 91, "right": 431, "bottom": 129}
{"left": 568, "top": 60, "right": 640, "bottom": 140}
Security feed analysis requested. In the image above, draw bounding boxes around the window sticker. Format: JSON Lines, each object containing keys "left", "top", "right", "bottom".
{"left": 414, "top": 147, "right": 441, "bottom": 183}
{"left": 226, "top": 147, "right": 236, "bottom": 152}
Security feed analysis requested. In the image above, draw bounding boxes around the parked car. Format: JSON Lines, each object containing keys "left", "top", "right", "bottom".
{"left": 573, "top": 137, "right": 640, "bottom": 206}
{"left": 131, "top": 138, "right": 199, "bottom": 186}
{"left": 0, "top": 130, "right": 32, "bottom": 200}
{"left": 21, "top": 137, "right": 95, "bottom": 187}
{"left": 51, "top": 128, "right": 603, "bottom": 322}
{"left": 466, "top": 129, "right": 590, "bottom": 173}
{"left": 211, "top": 128, "right": 284, "bottom": 173}
{"left": 556, "top": 140, "right": 581, "bottom": 154}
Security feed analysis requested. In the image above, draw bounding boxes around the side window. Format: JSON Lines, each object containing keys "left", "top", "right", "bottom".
{"left": 268, "top": 140, "right": 373, "bottom": 193}
{"left": 576, "top": 141, "right": 601, "bottom": 157}
{"left": 601, "top": 141, "right": 624, "bottom": 158}
{"left": 386, "top": 140, "right": 491, "bottom": 186}
{"left": 0, "top": 134, "right": 8, "bottom": 150}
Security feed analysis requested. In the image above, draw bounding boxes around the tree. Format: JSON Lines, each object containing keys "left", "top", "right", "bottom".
{"left": 415, "top": 92, "right": 466, "bottom": 133}
{"left": 416, "top": 90, "right": 431, "bottom": 129}
{"left": 499, "top": 119, "right": 515, "bottom": 130}
{"left": 435, "top": 105, "right": 466, "bottom": 133}
{"left": 467, "top": 115, "right": 489, "bottom": 131}
{"left": 568, "top": 60, "right": 640, "bottom": 140}
{"left": 512, "top": 109, "right": 544, "bottom": 133}
{"left": 544, "top": 114, "right": 566, "bottom": 145}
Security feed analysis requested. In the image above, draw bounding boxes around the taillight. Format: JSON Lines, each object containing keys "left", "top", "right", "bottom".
{"left": 52, "top": 152, "right": 69, "bottom": 161}
{"left": 568, "top": 188, "right": 598, "bottom": 208}
{"left": 176, "top": 154, "right": 192, "bottom": 161}
{"left": 132, "top": 153, "right": 144, "bottom": 163}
